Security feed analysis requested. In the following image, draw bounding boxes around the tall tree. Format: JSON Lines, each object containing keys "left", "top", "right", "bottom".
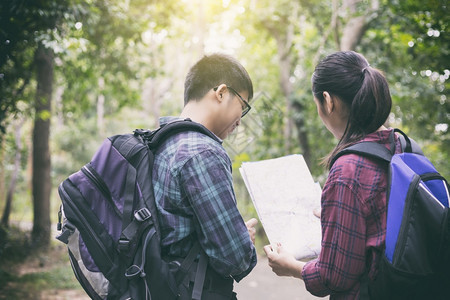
{"left": 240, "top": 0, "right": 314, "bottom": 163}
{"left": 338, "top": 0, "right": 380, "bottom": 50}
{"left": 0, "top": 0, "right": 85, "bottom": 247}
{"left": 31, "top": 44, "right": 54, "bottom": 247}
{"left": 1, "top": 118, "right": 24, "bottom": 227}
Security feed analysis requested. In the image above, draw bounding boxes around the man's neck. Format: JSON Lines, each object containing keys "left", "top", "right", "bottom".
{"left": 179, "top": 101, "right": 211, "bottom": 128}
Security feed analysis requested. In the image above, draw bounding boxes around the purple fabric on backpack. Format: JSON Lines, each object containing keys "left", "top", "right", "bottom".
{"left": 401, "top": 153, "right": 449, "bottom": 207}
{"left": 426, "top": 179, "right": 449, "bottom": 207}
{"left": 79, "top": 235, "right": 100, "bottom": 272}
{"left": 70, "top": 170, "right": 122, "bottom": 240}
{"left": 401, "top": 152, "right": 436, "bottom": 175}
{"left": 385, "top": 156, "right": 415, "bottom": 262}
{"left": 91, "top": 139, "right": 129, "bottom": 213}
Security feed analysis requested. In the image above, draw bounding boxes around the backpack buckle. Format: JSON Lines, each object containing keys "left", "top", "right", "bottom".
{"left": 118, "top": 239, "right": 130, "bottom": 252}
{"left": 134, "top": 208, "right": 151, "bottom": 222}
{"left": 56, "top": 223, "right": 75, "bottom": 244}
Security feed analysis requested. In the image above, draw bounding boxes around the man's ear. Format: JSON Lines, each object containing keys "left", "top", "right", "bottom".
{"left": 214, "top": 84, "right": 227, "bottom": 102}
{"left": 323, "top": 91, "right": 334, "bottom": 114}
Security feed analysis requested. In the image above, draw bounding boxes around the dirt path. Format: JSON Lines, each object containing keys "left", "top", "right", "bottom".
{"left": 41, "top": 256, "right": 326, "bottom": 300}
{"left": 235, "top": 255, "right": 326, "bottom": 300}
{"left": 6, "top": 221, "right": 326, "bottom": 299}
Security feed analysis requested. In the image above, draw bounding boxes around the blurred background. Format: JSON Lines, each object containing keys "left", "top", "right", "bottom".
{"left": 0, "top": 0, "right": 448, "bottom": 298}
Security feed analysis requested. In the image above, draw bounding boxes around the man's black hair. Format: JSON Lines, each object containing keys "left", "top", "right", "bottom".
{"left": 184, "top": 53, "right": 253, "bottom": 105}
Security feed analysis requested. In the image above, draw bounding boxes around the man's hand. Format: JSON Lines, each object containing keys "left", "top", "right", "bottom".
{"left": 245, "top": 218, "right": 258, "bottom": 245}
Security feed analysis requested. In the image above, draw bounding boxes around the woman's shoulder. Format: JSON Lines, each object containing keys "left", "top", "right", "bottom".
{"left": 361, "top": 129, "right": 393, "bottom": 143}
{"left": 328, "top": 131, "right": 393, "bottom": 185}
{"left": 329, "top": 153, "right": 375, "bottom": 181}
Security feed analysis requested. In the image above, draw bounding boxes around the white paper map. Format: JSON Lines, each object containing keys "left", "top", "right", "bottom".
{"left": 240, "top": 154, "right": 322, "bottom": 260}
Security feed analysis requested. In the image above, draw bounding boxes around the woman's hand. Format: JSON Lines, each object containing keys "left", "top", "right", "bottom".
{"left": 245, "top": 218, "right": 258, "bottom": 245}
{"left": 263, "top": 243, "right": 304, "bottom": 279}
{"left": 313, "top": 207, "right": 321, "bottom": 218}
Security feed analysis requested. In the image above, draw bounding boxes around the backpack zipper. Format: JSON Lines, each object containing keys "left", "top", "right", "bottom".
{"left": 59, "top": 183, "right": 115, "bottom": 268}
{"left": 420, "top": 173, "right": 449, "bottom": 206}
{"left": 421, "top": 173, "right": 446, "bottom": 182}
{"left": 81, "top": 164, "right": 122, "bottom": 218}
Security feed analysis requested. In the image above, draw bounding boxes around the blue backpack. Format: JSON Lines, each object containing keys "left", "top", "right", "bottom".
{"left": 56, "top": 119, "right": 218, "bottom": 300}
{"left": 332, "top": 129, "right": 450, "bottom": 299}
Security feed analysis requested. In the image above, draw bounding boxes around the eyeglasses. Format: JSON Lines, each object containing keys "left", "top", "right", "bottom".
{"left": 213, "top": 86, "right": 251, "bottom": 118}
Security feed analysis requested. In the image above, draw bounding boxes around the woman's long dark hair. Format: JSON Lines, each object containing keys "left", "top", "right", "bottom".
{"left": 312, "top": 51, "right": 392, "bottom": 169}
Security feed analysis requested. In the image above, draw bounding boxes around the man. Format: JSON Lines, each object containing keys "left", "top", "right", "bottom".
{"left": 152, "top": 53, "right": 258, "bottom": 299}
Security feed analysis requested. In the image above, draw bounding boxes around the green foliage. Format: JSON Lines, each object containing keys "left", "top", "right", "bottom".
{"left": 14, "top": 263, "right": 80, "bottom": 290}
{"left": 356, "top": 0, "right": 449, "bottom": 177}
{"left": 386, "top": 0, "right": 449, "bottom": 72}
{"left": 0, "top": 238, "right": 81, "bottom": 299}
{"left": 52, "top": 118, "right": 102, "bottom": 182}
{"left": 0, "top": 2, "right": 449, "bottom": 290}
{"left": 0, "top": 226, "right": 31, "bottom": 266}
{"left": 0, "top": 0, "right": 87, "bottom": 135}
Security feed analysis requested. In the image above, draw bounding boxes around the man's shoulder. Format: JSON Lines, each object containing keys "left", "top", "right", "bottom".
{"left": 157, "top": 117, "right": 224, "bottom": 151}
{"left": 175, "top": 130, "right": 225, "bottom": 152}
{"left": 156, "top": 130, "right": 229, "bottom": 165}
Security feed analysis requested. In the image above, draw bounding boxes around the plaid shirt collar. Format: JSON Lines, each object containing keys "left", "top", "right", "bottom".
{"left": 159, "top": 116, "right": 223, "bottom": 144}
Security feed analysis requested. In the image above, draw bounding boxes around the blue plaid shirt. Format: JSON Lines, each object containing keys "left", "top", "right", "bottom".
{"left": 152, "top": 117, "right": 257, "bottom": 281}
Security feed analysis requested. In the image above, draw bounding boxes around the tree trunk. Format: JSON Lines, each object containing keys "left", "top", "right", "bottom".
{"left": 32, "top": 43, "right": 53, "bottom": 249}
{"left": 0, "top": 138, "right": 4, "bottom": 215}
{"left": 263, "top": 5, "right": 311, "bottom": 161}
{"left": 1, "top": 119, "right": 24, "bottom": 227}
{"left": 268, "top": 20, "right": 295, "bottom": 154}
{"left": 340, "top": 15, "right": 367, "bottom": 51}
{"left": 292, "top": 101, "right": 311, "bottom": 166}
{"left": 97, "top": 77, "right": 105, "bottom": 136}
{"left": 332, "top": 0, "right": 341, "bottom": 49}
{"left": 277, "top": 44, "right": 294, "bottom": 153}
{"left": 340, "top": 0, "right": 380, "bottom": 51}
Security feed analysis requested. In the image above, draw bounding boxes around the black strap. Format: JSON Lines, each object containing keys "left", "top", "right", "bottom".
{"left": 175, "top": 243, "right": 201, "bottom": 284}
{"left": 330, "top": 141, "right": 393, "bottom": 168}
{"left": 123, "top": 165, "right": 137, "bottom": 227}
{"left": 330, "top": 128, "right": 425, "bottom": 168}
{"left": 192, "top": 251, "right": 208, "bottom": 300}
{"left": 118, "top": 164, "right": 137, "bottom": 252}
{"left": 395, "top": 128, "right": 424, "bottom": 155}
{"left": 394, "top": 128, "right": 411, "bottom": 152}
{"left": 128, "top": 118, "right": 220, "bottom": 245}
{"left": 146, "top": 119, "right": 221, "bottom": 149}
{"left": 124, "top": 227, "right": 156, "bottom": 300}
{"left": 118, "top": 135, "right": 139, "bottom": 157}
{"left": 359, "top": 270, "right": 371, "bottom": 299}
{"left": 120, "top": 209, "right": 153, "bottom": 245}
{"left": 173, "top": 242, "right": 208, "bottom": 300}
{"left": 122, "top": 119, "right": 212, "bottom": 297}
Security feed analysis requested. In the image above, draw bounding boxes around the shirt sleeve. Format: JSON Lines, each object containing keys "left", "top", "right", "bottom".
{"left": 179, "top": 149, "right": 257, "bottom": 280}
{"left": 302, "top": 162, "right": 367, "bottom": 297}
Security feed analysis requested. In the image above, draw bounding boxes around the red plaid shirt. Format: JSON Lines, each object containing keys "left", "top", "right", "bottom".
{"left": 302, "top": 129, "right": 401, "bottom": 299}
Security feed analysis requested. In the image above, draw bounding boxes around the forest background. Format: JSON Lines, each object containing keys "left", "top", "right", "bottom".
{"left": 0, "top": 0, "right": 448, "bottom": 298}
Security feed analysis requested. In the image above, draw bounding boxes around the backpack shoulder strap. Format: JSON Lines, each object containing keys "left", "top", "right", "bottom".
{"left": 118, "top": 119, "right": 215, "bottom": 254}
{"left": 331, "top": 128, "right": 425, "bottom": 168}
{"left": 134, "top": 118, "right": 211, "bottom": 298}
{"left": 394, "top": 128, "right": 424, "bottom": 155}
{"left": 142, "top": 118, "right": 220, "bottom": 149}
{"left": 330, "top": 141, "right": 393, "bottom": 168}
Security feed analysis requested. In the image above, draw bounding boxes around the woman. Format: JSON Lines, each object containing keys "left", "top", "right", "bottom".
{"left": 263, "top": 51, "right": 399, "bottom": 299}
